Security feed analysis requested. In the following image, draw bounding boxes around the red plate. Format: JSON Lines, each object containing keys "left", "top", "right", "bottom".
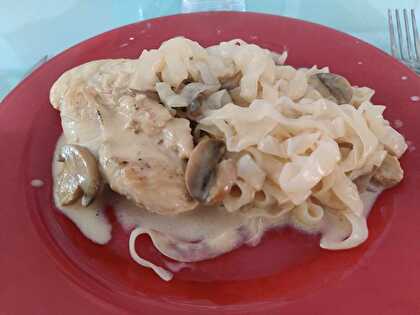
{"left": 1, "top": 12, "right": 420, "bottom": 314}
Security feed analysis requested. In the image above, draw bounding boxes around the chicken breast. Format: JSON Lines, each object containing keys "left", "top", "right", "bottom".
{"left": 50, "top": 59, "right": 197, "bottom": 215}
{"left": 100, "top": 150, "right": 197, "bottom": 215}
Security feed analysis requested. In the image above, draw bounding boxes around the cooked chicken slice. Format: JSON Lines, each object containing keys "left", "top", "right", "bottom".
{"left": 50, "top": 59, "right": 139, "bottom": 109}
{"left": 372, "top": 153, "right": 404, "bottom": 188}
{"left": 97, "top": 99, "right": 197, "bottom": 215}
{"left": 101, "top": 152, "right": 197, "bottom": 215}
{"left": 50, "top": 60, "right": 113, "bottom": 110}
{"left": 50, "top": 59, "right": 138, "bottom": 154}
{"left": 50, "top": 60, "right": 197, "bottom": 215}
{"left": 118, "top": 94, "right": 173, "bottom": 136}
{"left": 162, "top": 119, "right": 194, "bottom": 159}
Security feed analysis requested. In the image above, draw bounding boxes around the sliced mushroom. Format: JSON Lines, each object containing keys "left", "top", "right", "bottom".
{"left": 181, "top": 82, "right": 219, "bottom": 103}
{"left": 188, "top": 99, "right": 202, "bottom": 114}
{"left": 185, "top": 139, "right": 226, "bottom": 203}
{"left": 56, "top": 144, "right": 101, "bottom": 206}
{"left": 372, "top": 153, "right": 404, "bottom": 189}
{"left": 160, "top": 82, "right": 219, "bottom": 120}
{"left": 308, "top": 73, "right": 353, "bottom": 105}
{"left": 141, "top": 90, "right": 161, "bottom": 103}
{"left": 206, "top": 159, "right": 237, "bottom": 205}
{"left": 181, "top": 82, "right": 219, "bottom": 116}
{"left": 203, "top": 89, "right": 232, "bottom": 110}
{"left": 354, "top": 173, "right": 374, "bottom": 193}
{"left": 174, "top": 78, "right": 193, "bottom": 94}
{"left": 56, "top": 168, "right": 83, "bottom": 205}
{"left": 155, "top": 82, "right": 188, "bottom": 108}
{"left": 221, "top": 71, "right": 242, "bottom": 90}
{"left": 229, "top": 87, "right": 250, "bottom": 107}
{"left": 192, "top": 123, "right": 224, "bottom": 145}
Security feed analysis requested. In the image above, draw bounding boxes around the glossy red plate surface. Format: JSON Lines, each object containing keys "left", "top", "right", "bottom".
{"left": 1, "top": 12, "right": 420, "bottom": 315}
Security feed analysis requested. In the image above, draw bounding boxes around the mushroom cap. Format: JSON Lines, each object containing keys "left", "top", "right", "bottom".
{"left": 308, "top": 73, "right": 353, "bottom": 105}
{"left": 185, "top": 139, "right": 226, "bottom": 202}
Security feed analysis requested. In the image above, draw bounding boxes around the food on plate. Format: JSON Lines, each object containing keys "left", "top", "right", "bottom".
{"left": 50, "top": 37, "right": 407, "bottom": 281}
{"left": 55, "top": 144, "right": 101, "bottom": 206}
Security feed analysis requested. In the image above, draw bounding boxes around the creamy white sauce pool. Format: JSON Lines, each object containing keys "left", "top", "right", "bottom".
{"left": 52, "top": 135, "right": 382, "bottom": 280}
{"left": 31, "top": 179, "right": 44, "bottom": 187}
{"left": 53, "top": 136, "right": 112, "bottom": 245}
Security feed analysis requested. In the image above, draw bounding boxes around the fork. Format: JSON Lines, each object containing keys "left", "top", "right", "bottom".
{"left": 388, "top": 9, "right": 420, "bottom": 74}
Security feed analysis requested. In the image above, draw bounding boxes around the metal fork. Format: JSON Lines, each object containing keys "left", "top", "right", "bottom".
{"left": 388, "top": 9, "right": 420, "bottom": 74}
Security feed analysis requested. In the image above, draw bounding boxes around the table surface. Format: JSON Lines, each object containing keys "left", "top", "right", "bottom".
{"left": 1, "top": 0, "right": 419, "bottom": 101}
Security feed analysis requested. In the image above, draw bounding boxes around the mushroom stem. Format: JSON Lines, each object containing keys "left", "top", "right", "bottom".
{"left": 308, "top": 73, "right": 353, "bottom": 105}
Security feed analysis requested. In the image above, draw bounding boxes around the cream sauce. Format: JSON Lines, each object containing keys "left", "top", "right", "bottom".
{"left": 52, "top": 136, "right": 112, "bottom": 245}
{"left": 394, "top": 119, "right": 404, "bottom": 129}
{"left": 117, "top": 197, "right": 284, "bottom": 280}
{"left": 50, "top": 56, "right": 385, "bottom": 279}
{"left": 31, "top": 179, "right": 44, "bottom": 187}
{"left": 48, "top": 40, "right": 399, "bottom": 281}
{"left": 165, "top": 261, "right": 192, "bottom": 272}
{"left": 119, "top": 186, "right": 382, "bottom": 279}
{"left": 52, "top": 133, "right": 384, "bottom": 280}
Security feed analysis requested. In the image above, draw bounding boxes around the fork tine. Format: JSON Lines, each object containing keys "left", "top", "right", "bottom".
{"left": 411, "top": 9, "right": 420, "bottom": 60}
{"left": 395, "top": 9, "right": 406, "bottom": 60}
{"left": 388, "top": 9, "right": 398, "bottom": 57}
{"left": 403, "top": 9, "right": 413, "bottom": 60}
